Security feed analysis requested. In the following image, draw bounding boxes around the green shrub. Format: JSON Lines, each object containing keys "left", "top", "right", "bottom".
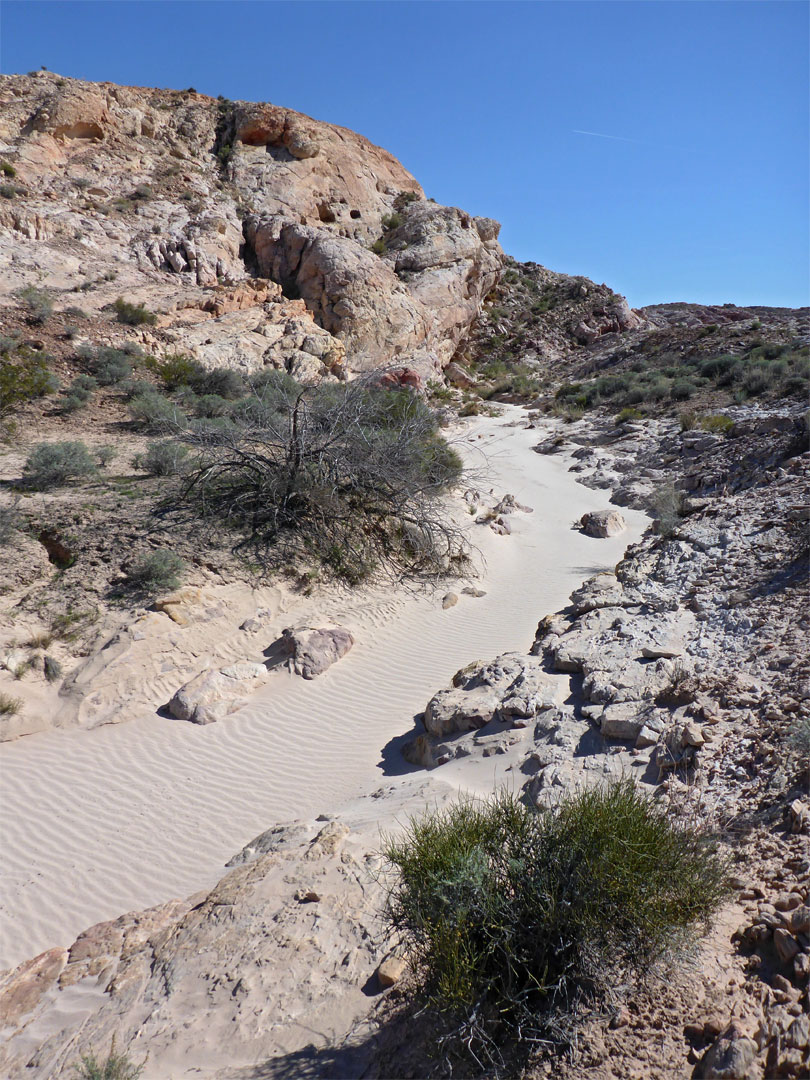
{"left": 191, "top": 393, "right": 230, "bottom": 418}
{"left": 0, "top": 161, "right": 15, "bottom": 177}
{"left": 616, "top": 406, "right": 642, "bottom": 423}
{"left": 370, "top": 238, "right": 387, "bottom": 255}
{"left": 134, "top": 439, "right": 189, "bottom": 476}
{"left": 381, "top": 212, "right": 403, "bottom": 230}
{"left": 16, "top": 286, "right": 54, "bottom": 325}
{"left": 699, "top": 414, "right": 735, "bottom": 435}
{"left": 71, "top": 1039, "right": 144, "bottom": 1080}
{"left": 0, "top": 693, "right": 22, "bottom": 717}
{"left": 60, "top": 375, "right": 98, "bottom": 412}
{"left": 23, "top": 441, "right": 97, "bottom": 489}
{"left": 60, "top": 393, "right": 89, "bottom": 414}
{"left": 144, "top": 353, "right": 203, "bottom": 390}
{"left": 84, "top": 347, "right": 133, "bottom": 385}
{"left": 112, "top": 297, "right": 156, "bottom": 326}
{"left": 383, "top": 782, "right": 727, "bottom": 1066}
{"left": 96, "top": 445, "right": 117, "bottom": 467}
{"left": 127, "top": 549, "right": 185, "bottom": 592}
{"left": 128, "top": 391, "right": 187, "bottom": 433}
{"left": 0, "top": 502, "right": 20, "bottom": 544}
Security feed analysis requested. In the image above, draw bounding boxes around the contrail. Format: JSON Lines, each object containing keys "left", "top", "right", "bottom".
{"left": 572, "top": 128, "right": 692, "bottom": 153}
{"left": 572, "top": 129, "right": 642, "bottom": 144}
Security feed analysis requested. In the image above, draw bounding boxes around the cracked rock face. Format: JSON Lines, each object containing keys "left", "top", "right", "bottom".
{"left": 0, "top": 71, "right": 501, "bottom": 380}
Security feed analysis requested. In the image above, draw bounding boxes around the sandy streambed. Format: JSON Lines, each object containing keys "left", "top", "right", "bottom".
{"left": 0, "top": 411, "right": 647, "bottom": 970}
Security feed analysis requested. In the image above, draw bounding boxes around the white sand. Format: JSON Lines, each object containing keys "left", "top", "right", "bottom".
{"left": 0, "top": 411, "right": 647, "bottom": 970}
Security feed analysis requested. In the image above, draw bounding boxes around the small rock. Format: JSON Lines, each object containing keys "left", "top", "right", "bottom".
{"left": 461, "top": 587, "right": 486, "bottom": 597}
{"left": 681, "top": 722, "right": 705, "bottom": 748}
{"left": 377, "top": 956, "right": 407, "bottom": 988}
{"left": 695, "top": 1023, "right": 759, "bottom": 1079}
{"left": 794, "top": 952, "right": 810, "bottom": 982}
{"left": 774, "top": 928, "right": 800, "bottom": 965}
{"left": 295, "top": 889, "right": 321, "bottom": 903}
{"left": 442, "top": 593, "right": 459, "bottom": 610}
{"left": 790, "top": 905, "right": 810, "bottom": 934}
{"left": 609, "top": 1006, "right": 630, "bottom": 1029}
{"left": 774, "top": 892, "right": 801, "bottom": 912}
{"left": 786, "top": 1013, "right": 810, "bottom": 1050}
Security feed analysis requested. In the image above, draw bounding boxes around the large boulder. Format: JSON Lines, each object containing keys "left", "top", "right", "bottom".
{"left": 280, "top": 625, "right": 354, "bottom": 679}
{"left": 168, "top": 662, "right": 268, "bottom": 724}
{"left": 423, "top": 653, "right": 558, "bottom": 737}
{"left": 580, "top": 509, "right": 626, "bottom": 537}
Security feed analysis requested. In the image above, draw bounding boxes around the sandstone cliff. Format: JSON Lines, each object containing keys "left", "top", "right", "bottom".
{"left": 0, "top": 71, "right": 502, "bottom": 380}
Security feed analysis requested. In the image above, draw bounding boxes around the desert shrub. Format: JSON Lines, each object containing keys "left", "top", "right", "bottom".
{"left": 72, "top": 1039, "right": 144, "bottom": 1080}
{"left": 383, "top": 782, "right": 727, "bottom": 1069}
{"left": 43, "top": 656, "right": 63, "bottom": 683}
{"left": 60, "top": 375, "right": 98, "bottom": 412}
{"left": 741, "top": 365, "right": 774, "bottom": 396}
{"left": 113, "top": 297, "right": 156, "bottom": 326}
{"left": 649, "top": 480, "right": 687, "bottom": 536}
{"left": 128, "top": 391, "right": 187, "bottom": 433}
{"left": 60, "top": 393, "right": 89, "bottom": 414}
{"left": 134, "top": 439, "right": 189, "bottom": 476}
{"left": 84, "top": 346, "right": 133, "bottom": 385}
{"left": 787, "top": 714, "right": 810, "bottom": 769}
{"left": 381, "top": 212, "right": 403, "bottom": 230}
{"left": 670, "top": 379, "right": 696, "bottom": 402}
{"left": 699, "top": 414, "right": 735, "bottom": 435}
{"left": 23, "top": 441, "right": 96, "bottom": 489}
{"left": 16, "top": 286, "right": 53, "bottom": 325}
{"left": 0, "top": 161, "right": 15, "bottom": 177}
{"left": 144, "top": 352, "right": 203, "bottom": 390}
{"left": 96, "top": 445, "right": 117, "bottom": 467}
{"left": 679, "top": 410, "right": 698, "bottom": 431}
{"left": 616, "top": 406, "right": 642, "bottom": 423}
{"left": 127, "top": 549, "right": 185, "bottom": 592}
{"left": 0, "top": 502, "right": 21, "bottom": 544}
{"left": 0, "top": 693, "right": 22, "bottom": 717}
{"left": 119, "top": 378, "right": 153, "bottom": 401}
{"left": 191, "top": 366, "right": 244, "bottom": 399}
{"left": 370, "top": 238, "right": 387, "bottom": 255}
{"left": 73, "top": 375, "right": 100, "bottom": 395}
{"left": 174, "top": 374, "right": 465, "bottom": 582}
{"left": 192, "top": 393, "right": 231, "bottom": 418}
{"left": 0, "top": 351, "right": 59, "bottom": 416}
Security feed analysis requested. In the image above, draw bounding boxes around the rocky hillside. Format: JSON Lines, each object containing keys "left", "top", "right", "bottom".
{"left": 447, "top": 257, "right": 809, "bottom": 413}
{"left": 0, "top": 70, "right": 502, "bottom": 380}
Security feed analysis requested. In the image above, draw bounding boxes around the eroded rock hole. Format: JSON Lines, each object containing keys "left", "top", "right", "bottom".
{"left": 38, "top": 530, "right": 76, "bottom": 569}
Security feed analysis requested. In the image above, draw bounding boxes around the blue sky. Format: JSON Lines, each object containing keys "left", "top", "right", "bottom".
{"left": 2, "top": 1, "right": 807, "bottom": 308}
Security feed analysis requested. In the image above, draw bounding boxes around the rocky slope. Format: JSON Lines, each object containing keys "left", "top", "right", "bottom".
{"left": 2, "top": 402, "right": 807, "bottom": 1079}
{"left": 0, "top": 70, "right": 502, "bottom": 381}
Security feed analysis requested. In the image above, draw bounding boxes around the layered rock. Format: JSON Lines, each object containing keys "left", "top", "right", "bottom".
{"left": 0, "top": 71, "right": 502, "bottom": 380}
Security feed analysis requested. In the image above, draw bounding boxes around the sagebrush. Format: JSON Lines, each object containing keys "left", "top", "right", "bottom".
{"left": 383, "top": 782, "right": 727, "bottom": 1071}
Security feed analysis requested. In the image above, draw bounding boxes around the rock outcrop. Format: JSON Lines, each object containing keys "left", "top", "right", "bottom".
{"left": 0, "top": 71, "right": 502, "bottom": 381}
{"left": 280, "top": 625, "right": 354, "bottom": 679}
